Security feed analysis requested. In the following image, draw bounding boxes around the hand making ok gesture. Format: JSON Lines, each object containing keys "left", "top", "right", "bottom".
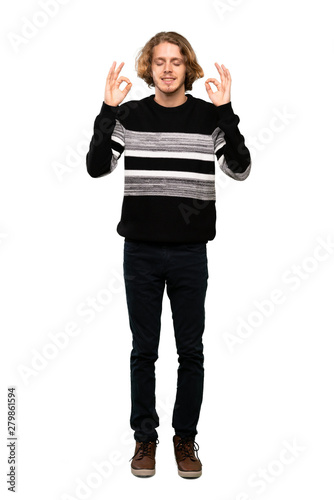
{"left": 205, "top": 62, "right": 231, "bottom": 106}
{"left": 104, "top": 61, "right": 132, "bottom": 107}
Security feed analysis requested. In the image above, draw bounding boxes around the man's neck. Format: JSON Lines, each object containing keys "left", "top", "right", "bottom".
{"left": 154, "top": 88, "right": 188, "bottom": 108}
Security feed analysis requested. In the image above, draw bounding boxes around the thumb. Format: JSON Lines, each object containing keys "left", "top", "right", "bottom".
{"left": 205, "top": 81, "right": 213, "bottom": 97}
{"left": 123, "top": 82, "right": 132, "bottom": 95}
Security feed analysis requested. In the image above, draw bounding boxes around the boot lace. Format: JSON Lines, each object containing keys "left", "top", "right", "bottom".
{"left": 129, "top": 439, "right": 159, "bottom": 462}
{"left": 176, "top": 437, "right": 200, "bottom": 461}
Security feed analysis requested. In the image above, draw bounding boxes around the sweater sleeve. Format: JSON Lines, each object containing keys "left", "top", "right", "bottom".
{"left": 212, "top": 101, "right": 251, "bottom": 181}
{"left": 86, "top": 101, "right": 125, "bottom": 178}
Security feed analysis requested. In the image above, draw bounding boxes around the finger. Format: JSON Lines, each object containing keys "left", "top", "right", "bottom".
{"left": 215, "top": 63, "right": 230, "bottom": 83}
{"left": 205, "top": 81, "right": 213, "bottom": 96}
{"left": 115, "top": 62, "right": 125, "bottom": 77}
{"left": 219, "top": 63, "right": 231, "bottom": 80}
{"left": 106, "top": 62, "right": 117, "bottom": 82}
{"left": 117, "top": 77, "right": 132, "bottom": 93}
{"left": 116, "top": 76, "right": 131, "bottom": 88}
{"left": 215, "top": 62, "right": 228, "bottom": 71}
{"left": 205, "top": 78, "right": 221, "bottom": 89}
{"left": 215, "top": 62, "right": 225, "bottom": 75}
{"left": 123, "top": 81, "right": 133, "bottom": 95}
{"left": 109, "top": 62, "right": 124, "bottom": 85}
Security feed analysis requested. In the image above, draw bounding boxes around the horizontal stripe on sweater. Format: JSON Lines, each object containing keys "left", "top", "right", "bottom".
{"left": 112, "top": 124, "right": 219, "bottom": 163}
{"left": 124, "top": 169, "right": 215, "bottom": 199}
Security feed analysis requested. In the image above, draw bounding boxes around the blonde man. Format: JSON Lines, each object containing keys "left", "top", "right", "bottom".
{"left": 86, "top": 31, "right": 251, "bottom": 479}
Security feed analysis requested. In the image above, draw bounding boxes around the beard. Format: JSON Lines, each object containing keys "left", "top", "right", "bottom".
{"left": 153, "top": 75, "right": 186, "bottom": 95}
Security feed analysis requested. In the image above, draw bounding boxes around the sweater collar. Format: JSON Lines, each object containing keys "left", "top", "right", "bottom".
{"left": 148, "top": 93, "right": 193, "bottom": 112}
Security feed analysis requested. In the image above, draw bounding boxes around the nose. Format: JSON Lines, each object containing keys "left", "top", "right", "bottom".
{"left": 164, "top": 62, "right": 172, "bottom": 73}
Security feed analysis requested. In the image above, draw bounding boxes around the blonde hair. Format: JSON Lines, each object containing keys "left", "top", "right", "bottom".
{"left": 135, "top": 31, "right": 204, "bottom": 91}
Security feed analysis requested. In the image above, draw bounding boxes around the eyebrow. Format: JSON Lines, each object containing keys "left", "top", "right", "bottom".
{"left": 153, "top": 57, "right": 184, "bottom": 62}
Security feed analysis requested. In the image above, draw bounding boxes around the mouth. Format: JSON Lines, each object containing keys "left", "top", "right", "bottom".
{"left": 161, "top": 78, "right": 176, "bottom": 83}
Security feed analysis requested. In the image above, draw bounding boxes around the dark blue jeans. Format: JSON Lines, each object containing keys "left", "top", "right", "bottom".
{"left": 123, "top": 239, "right": 208, "bottom": 442}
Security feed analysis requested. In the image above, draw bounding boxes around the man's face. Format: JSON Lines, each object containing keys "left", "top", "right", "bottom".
{"left": 151, "top": 42, "right": 187, "bottom": 95}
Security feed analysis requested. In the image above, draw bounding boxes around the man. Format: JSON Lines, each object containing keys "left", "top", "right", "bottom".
{"left": 86, "top": 31, "right": 251, "bottom": 479}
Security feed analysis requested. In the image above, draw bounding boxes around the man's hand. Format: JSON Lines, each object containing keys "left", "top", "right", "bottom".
{"left": 104, "top": 61, "right": 132, "bottom": 107}
{"left": 205, "top": 62, "right": 231, "bottom": 106}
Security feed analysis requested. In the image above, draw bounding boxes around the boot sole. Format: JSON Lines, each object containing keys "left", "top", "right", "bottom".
{"left": 178, "top": 469, "right": 202, "bottom": 479}
{"left": 131, "top": 467, "right": 155, "bottom": 477}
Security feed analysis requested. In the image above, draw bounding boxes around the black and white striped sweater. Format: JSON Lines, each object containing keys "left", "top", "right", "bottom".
{"left": 86, "top": 93, "right": 251, "bottom": 243}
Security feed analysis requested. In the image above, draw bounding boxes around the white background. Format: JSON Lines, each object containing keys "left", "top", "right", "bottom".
{"left": 1, "top": 0, "right": 334, "bottom": 498}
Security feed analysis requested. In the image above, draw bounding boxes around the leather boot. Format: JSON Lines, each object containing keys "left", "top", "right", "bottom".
{"left": 173, "top": 435, "right": 202, "bottom": 478}
{"left": 130, "top": 439, "right": 158, "bottom": 477}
